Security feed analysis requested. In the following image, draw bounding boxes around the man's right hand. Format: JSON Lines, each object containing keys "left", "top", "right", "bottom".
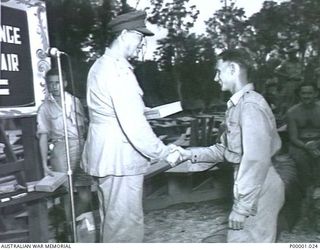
{"left": 177, "top": 147, "right": 192, "bottom": 162}
{"left": 166, "top": 149, "right": 182, "bottom": 167}
{"left": 43, "top": 164, "right": 55, "bottom": 176}
{"left": 166, "top": 145, "right": 192, "bottom": 166}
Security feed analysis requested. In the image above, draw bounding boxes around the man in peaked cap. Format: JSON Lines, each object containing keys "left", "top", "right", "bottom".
{"left": 108, "top": 10, "right": 154, "bottom": 36}
{"left": 81, "top": 10, "right": 176, "bottom": 242}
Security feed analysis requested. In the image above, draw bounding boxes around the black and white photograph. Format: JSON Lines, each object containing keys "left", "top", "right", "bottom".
{"left": 0, "top": 0, "right": 320, "bottom": 246}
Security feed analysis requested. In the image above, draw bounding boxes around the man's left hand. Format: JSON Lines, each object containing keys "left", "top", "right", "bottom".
{"left": 228, "top": 210, "right": 247, "bottom": 230}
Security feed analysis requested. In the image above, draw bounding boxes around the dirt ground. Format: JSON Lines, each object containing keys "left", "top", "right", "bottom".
{"left": 143, "top": 199, "right": 320, "bottom": 243}
{"left": 44, "top": 197, "right": 319, "bottom": 243}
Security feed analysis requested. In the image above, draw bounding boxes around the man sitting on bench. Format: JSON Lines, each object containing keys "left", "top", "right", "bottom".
{"left": 287, "top": 81, "right": 320, "bottom": 231}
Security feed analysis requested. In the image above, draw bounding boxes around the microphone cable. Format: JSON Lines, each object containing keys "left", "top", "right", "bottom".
{"left": 61, "top": 52, "right": 84, "bottom": 148}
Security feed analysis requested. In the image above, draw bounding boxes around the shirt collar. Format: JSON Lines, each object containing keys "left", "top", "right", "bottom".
{"left": 46, "top": 93, "right": 56, "bottom": 102}
{"left": 227, "top": 83, "right": 254, "bottom": 108}
{"left": 104, "top": 47, "right": 133, "bottom": 70}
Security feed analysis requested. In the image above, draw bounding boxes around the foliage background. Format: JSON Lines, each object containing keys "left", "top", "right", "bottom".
{"left": 44, "top": 0, "right": 320, "bottom": 112}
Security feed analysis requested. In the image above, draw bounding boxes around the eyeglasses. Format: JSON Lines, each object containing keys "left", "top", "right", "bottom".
{"left": 127, "top": 30, "right": 147, "bottom": 60}
{"left": 129, "top": 30, "right": 146, "bottom": 48}
{"left": 129, "top": 30, "right": 144, "bottom": 40}
{"left": 214, "top": 69, "right": 221, "bottom": 77}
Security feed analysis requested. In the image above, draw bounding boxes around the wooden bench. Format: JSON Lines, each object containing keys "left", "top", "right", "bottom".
{"left": 143, "top": 159, "right": 233, "bottom": 210}
{"left": 144, "top": 114, "right": 290, "bottom": 211}
{"left": 0, "top": 117, "right": 50, "bottom": 242}
{"left": 143, "top": 113, "right": 232, "bottom": 210}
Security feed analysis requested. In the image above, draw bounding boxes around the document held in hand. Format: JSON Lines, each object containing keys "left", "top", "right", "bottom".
{"left": 144, "top": 101, "right": 182, "bottom": 120}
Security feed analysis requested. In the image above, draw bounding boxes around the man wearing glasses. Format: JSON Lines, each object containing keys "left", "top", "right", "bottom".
{"left": 81, "top": 10, "right": 174, "bottom": 242}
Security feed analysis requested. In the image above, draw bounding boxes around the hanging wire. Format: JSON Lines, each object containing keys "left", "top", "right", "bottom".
{"left": 64, "top": 53, "right": 82, "bottom": 148}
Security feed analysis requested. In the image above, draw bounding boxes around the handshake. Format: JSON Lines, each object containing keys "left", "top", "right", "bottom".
{"left": 165, "top": 144, "right": 192, "bottom": 167}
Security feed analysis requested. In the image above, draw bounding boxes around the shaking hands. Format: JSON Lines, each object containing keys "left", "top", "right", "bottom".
{"left": 166, "top": 144, "right": 192, "bottom": 167}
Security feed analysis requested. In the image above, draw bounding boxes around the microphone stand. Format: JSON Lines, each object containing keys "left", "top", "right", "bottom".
{"left": 55, "top": 51, "right": 77, "bottom": 242}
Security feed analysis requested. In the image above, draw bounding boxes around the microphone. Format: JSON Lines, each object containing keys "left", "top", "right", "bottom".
{"left": 47, "top": 47, "right": 66, "bottom": 57}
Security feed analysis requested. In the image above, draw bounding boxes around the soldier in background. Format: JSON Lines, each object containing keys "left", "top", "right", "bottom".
{"left": 37, "top": 69, "right": 93, "bottom": 241}
{"left": 275, "top": 49, "right": 303, "bottom": 107}
{"left": 287, "top": 82, "right": 320, "bottom": 231}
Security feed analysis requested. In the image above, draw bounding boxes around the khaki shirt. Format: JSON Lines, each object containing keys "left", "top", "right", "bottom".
{"left": 82, "top": 48, "right": 169, "bottom": 177}
{"left": 37, "top": 92, "right": 86, "bottom": 142}
{"left": 190, "top": 84, "right": 282, "bottom": 216}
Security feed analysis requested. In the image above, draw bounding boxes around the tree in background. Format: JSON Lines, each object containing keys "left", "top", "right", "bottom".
{"left": 174, "top": 34, "right": 218, "bottom": 111}
{"left": 82, "top": 0, "right": 115, "bottom": 60}
{"left": 205, "top": 0, "right": 248, "bottom": 51}
{"left": 245, "top": 0, "right": 320, "bottom": 105}
{"left": 146, "top": 0, "right": 221, "bottom": 111}
{"left": 204, "top": 0, "right": 320, "bottom": 109}
{"left": 44, "top": 0, "right": 320, "bottom": 111}
{"left": 147, "top": 0, "right": 199, "bottom": 106}
{"left": 45, "top": 0, "right": 95, "bottom": 96}
{"left": 45, "top": 0, "right": 124, "bottom": 97}
{"left": 204, "top": 0, "right": 250, "bottom": 104}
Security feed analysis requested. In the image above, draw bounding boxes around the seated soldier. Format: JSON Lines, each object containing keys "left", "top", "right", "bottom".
{"left": 263, "top": 77, "right": 287, "bottom": 127}
{"left": 287, "top": 81, "right": 320, "bottom": 228}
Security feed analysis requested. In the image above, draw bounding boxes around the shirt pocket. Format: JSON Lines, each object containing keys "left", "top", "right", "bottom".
{"left": 48, "top": 112, "right": 63, "bottom": 134}
{"left": 226, "top": 121, "right": 242, "bottom": 154}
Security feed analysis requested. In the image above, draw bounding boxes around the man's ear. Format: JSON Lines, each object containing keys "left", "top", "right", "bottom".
{"left": 229, "top": 62, "right": 240, "bottom": 76}
{"left": 120, "top": 29, "right": 128, "bottom": 37}
{"left": 63, "top": 80, "right": 68, "bottom": 88}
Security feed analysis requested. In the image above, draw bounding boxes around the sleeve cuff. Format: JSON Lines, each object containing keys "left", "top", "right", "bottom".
{"left": 232, "top": 185, "right": 261, "bottom": 216}
{"left": 232, "top": 202, "right": 252, "bottom": 217}
{"left": 191, "top": 151, "right": 198, "bottom": 163}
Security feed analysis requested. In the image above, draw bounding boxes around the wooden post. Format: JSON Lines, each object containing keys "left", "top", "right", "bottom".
{"left": 21, "top": 116, "right": 49, "bottom": 242}
{"left": 189, "top": 119, "right": 199, "bottom": 146}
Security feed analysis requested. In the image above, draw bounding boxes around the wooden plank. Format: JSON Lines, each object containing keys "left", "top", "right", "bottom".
{"left": 0, "top": 125, "right": 17, "bottom": 162}
{"left": 144, "top": 185, "right": 167, "bottom": 200}
{"left": 27, "top": 201, "right": 48, "bottom": 242}
{"left": 145, "top": 154, "right": 218, "bottom": 176}
{"left": 21, "top": 116, "right": 48, "bottom": 242}
{"left": 0, "top": 229, "right": 29, "bottom": 242}
{"left": 171, "top": 133, "right": 190, "bottom": 147}
{"left": 144, "top": 160, "right": 171, "bottom": 179}
{"left": 189, "top": 119, "right": 199, "bottom": 146}
{"left": 0, "top": 189, "right": 66, "bottom": 208}
{"left": 21, "top": 117, "right": 42, "bottom": 182}
{"left": 166, "top": 161, "right": 218, "bottom": 173}
{"left": 143, "top": 183, "right": 229, "bottom": 211}
{"left": 167, "top": 173, "right": 192, "bottom": 196}
{"left": 0, "top": 160, "right": 25, "bottom": 176}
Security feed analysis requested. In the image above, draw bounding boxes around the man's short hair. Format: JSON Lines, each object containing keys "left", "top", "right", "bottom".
{"left": 265, "top": 77, "right": 280, "bottom": 90}
{"left": 295, "top": 81, "right": 318, "bottom": 95}
{"left": 218, "top": 49, "right": 251, "bottom": 71}
{"left": 46, "top": 68, "right": 67, "bottom": 81}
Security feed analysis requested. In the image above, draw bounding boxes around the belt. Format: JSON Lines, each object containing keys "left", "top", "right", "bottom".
{"left": 52, "top": 137, "right": 84, "bottom": 143}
